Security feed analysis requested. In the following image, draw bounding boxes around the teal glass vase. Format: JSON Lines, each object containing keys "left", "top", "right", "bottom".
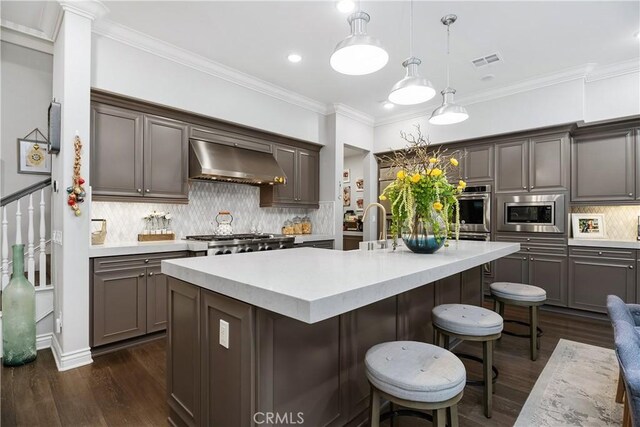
{"left": 2, "top": 244, "right": 37, "bottom": 366}
{"left": 401, "top": 209, "right": 447, "bottom": 254}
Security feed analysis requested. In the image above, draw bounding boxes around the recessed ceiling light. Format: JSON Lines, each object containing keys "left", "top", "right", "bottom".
{"left": 481, "top": 74, "right": 495, "bottom": 82}
{"left": 287, "top": 53, "right": 302, "bottom": 63}
{"left": 635, "top": 30, "right": 640, "bottom": 40}
{"left": 383, "top": 101, "right": 395, "bottom": 110}
{"left": 336, "top": 0, "right": 355, "bottom": 13}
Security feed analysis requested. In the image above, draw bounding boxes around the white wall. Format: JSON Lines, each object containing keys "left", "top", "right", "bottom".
{"left": 585, "top": 72, "right": 640, "bottom": 123}
{"left": 91, "top": 35, "right": 326, "bottom": 145}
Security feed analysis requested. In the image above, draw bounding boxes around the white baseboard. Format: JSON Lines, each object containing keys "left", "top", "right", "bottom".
{"left": 50, "top": 333, "right": 93, "bottom": 371}
{"left": 36, "top": 332, "right": 52, "bottom": 350}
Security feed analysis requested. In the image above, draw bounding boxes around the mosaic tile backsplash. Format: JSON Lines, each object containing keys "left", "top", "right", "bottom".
{"left": 570, "top": 205, "right": 640, "bottom": 241}
{"left": 91, "top": 181, "right": 335, "bottom": 243}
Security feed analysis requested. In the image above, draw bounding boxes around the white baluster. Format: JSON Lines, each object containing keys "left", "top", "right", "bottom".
{"left": 27, "top": 194, "right": 35, "bottom": 285}
{"left": 39, "top": 189, "right": 46, "bottom": 288}
{"left": 1, "top": 206, "right": 8, "bottom": 289}
{"left": 15, "top": 199, "right": 22, "bottom": 245}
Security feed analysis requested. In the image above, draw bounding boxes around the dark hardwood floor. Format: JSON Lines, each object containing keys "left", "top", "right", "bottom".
{"left": 1, "top": 305, "right": 613, "bottom": 427}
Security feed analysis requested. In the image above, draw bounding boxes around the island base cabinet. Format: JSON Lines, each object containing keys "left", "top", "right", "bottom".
{"left": 166, "top": 267, "right": 483, "bottom": 427}
{"left": 569, "top": 257, "right": 635, "bottom": 313}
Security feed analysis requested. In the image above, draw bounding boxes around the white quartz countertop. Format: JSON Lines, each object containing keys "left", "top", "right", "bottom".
{"left": 568, "top": 238, "right": 640, "bottom": 249}
{"left": 89, "top": 240, "right": 208, "bottom": 258}
{"left": 162, "top": 240, "right": 519, "bottom": 324}
{"left": 293, "top": 234, "right": 335, "bottom": 244}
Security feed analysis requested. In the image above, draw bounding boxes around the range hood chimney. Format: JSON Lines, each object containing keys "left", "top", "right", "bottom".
{"left": 189, "top": 139, "right": 286, "bottom": 185}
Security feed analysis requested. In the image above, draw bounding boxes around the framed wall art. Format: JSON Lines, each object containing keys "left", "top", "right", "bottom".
{"left": 18, "top": 133, "right": 51, "bottom": 175}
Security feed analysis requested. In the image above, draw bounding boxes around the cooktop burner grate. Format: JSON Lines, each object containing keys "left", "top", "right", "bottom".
{"left": 185, "top": 233, "right": 274, "bottom": 242}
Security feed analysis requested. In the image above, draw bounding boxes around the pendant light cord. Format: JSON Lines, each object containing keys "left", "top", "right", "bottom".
{"left": 446, "top": 22, "right": 451, "bottom": 88}
{"left": 409, "top": 0, "right": 413, "bottom": 57}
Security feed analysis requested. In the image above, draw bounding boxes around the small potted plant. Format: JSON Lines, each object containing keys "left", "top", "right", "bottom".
{"left": 379, "top": 125, "right": 465, "bottom": 253}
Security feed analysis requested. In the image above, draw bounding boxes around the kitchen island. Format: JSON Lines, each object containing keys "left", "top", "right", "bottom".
{"left": 162, "top": 241, "right": 519, "bottom": 427}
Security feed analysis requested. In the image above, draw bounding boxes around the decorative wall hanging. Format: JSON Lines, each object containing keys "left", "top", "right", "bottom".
{"left": 17, "top": 128, "right": 51, "bottom": 175}
{"left": 67, "top": 135, "right": 86, "bottom": 217}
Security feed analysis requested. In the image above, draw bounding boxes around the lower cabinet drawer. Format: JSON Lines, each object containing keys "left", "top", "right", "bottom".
{"left": 569, "top": 247, "right": 635, "bottom": 260}
{"left": 568, "top": 256, "right": 636, "bottom": 313}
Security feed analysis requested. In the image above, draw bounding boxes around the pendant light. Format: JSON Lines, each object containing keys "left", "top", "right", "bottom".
{"left": 388, "top": 1, "right": 435, "bottom": 105}
{"left": 330, "top": 9, "right": 389, "bottom": 75}
{"left": 429, "top": 14, "right": 469, "bottom": 125}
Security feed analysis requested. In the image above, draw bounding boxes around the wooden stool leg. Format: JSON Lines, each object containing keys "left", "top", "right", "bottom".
{"left": 434, "top": 408, "right": 446, "bottom": 427}
{"left": 437, "top": 330, "right": 446, "bottom": 348}
{"left": 483, "top": 340, "right": 493, "bottom": 418}
{"left": 616, "top": 370, "right": 626, "bottom": 404}
{"left": 389, "top": 402, "right": 395, "bottom": 427}
{"left": 494, "top": 299, "right": 500, "bottom": 313}
{"left": 444, "top": 335, "right": 450, "bottom": 350}
{"left": 370, "top": 386, "right": 380, "bottom": 427}
{"left": 530, "top": 305, "right": 538, "bottom": 361}
{"left": 497, "top": 301, "right": 505, "bottom": 341}
{"left": 448, "top": 404, "right": 459, "bottom": 427}
{"left": 623, "top": 395, "right": 631, "bottom": 427}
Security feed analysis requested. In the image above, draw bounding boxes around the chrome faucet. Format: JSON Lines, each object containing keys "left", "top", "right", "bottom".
{"left": 362, "top": 203, "right": 387, "bottom": 243}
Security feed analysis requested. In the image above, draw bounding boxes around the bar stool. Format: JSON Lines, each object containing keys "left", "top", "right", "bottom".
{"left": 490, "top": 282, "right": 546, "bottom": 361}
{"left": 432, "top": 304, "right": 503, "bottom": 418}
{"left": 365, "top": 341, "right": 466, "bottom": 427}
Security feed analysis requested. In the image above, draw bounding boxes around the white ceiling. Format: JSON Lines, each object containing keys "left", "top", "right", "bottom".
{"left": 2, "top": 1, "right": 639, "bottom": 120}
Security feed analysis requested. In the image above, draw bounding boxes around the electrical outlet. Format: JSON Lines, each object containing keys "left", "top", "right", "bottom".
{"left": 52, "top": 230, "right": 63, "bottom": 245}
{"left": 219, "top": 319, "right": 229, "bottom": 349}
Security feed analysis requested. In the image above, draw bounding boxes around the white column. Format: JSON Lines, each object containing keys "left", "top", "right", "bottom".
{"left": 27, "top": 194, "right": 35, "bottom": 284}
{"left": 39, "top": 189, "right": 47, "bottom": 288}
{"left": 50, "top": 1, "right": 107, "bottom": 371}
{"left": 15, "top": 199, "right": 22, "bottom": 245}
{"left": 1, "top": 206, "right": 9, "bottom": 288}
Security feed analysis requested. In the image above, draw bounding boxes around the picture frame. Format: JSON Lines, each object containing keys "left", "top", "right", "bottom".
{"left": 356, "top": 198, "right": 364, "bottom": 211}
{"left": 343, "top": 186, "right": 351, "bottom": 206}
{"left": 571, "top": 213, "right": 606, "bottom": 239}
{"left": 18, "top": 138, "right": 51, "bottom": 174}
{"left": 355, "top": 178, "right": 364, "bottom": 192}
{"left": 343, "top": 169, "right": 350, "bottom": 183}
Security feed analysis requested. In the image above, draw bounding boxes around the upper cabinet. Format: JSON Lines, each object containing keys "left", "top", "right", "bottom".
{"left": 495, "top": 133, "right": 569, "bottom": 194}
{"left": 260, "top": 145, "right": 319, "bottom": 208}
{"left": 571, "top": 127, "right": 636, "bottom": 202}
{"left": 462, "top": 144, "right": 494, "bottom": 183}
{"left": 91, "top": 103, "right": 189, "bottom": 202}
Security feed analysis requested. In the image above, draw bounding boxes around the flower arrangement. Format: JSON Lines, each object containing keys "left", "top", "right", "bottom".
{"left": 143, "top": 211, "right": 173, "bottom": 234}
{"left": 379, "top": 125, "right": 465, "bottom": 251}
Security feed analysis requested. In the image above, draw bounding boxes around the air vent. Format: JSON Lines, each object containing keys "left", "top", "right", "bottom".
{"left": 471, "top": 52, "right": 503, "bottom": 68}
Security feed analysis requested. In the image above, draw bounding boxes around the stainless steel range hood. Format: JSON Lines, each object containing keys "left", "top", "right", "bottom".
{"left": 189, "top": 139, "right": 286, "bottom": 185}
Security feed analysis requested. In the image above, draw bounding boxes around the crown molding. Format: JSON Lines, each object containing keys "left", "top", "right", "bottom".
{"left": 586, "top": 58, "right": 640, "bottom": 82}
{"left": 92, "top": 19, "right": 329, "bottom": 115}
{"left": 1, "top": 19, "right": 52, "bottom": 41}
{"left": 59, "top": 0, "right": 109, "bottom": 22}
{"left": 331, "top": 103, "right": 375, "bottom": 127}
{"left": 0, "top": 26, "right": 53, "bottom": 54}
{"left": 375, "top": 63, "right": 598, "bottom": 127}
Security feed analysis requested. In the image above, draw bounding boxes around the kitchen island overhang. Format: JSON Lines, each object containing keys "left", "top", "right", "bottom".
{"left": 161, "top": 240, "right": 520, "bottom": 324}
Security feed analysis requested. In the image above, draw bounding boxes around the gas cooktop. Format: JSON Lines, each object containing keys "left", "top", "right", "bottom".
{"left": 185, "top": 233, "right": 277, "bottom": 242}
{"left": 185, "top": 233, "right": 295, "bottom": 254}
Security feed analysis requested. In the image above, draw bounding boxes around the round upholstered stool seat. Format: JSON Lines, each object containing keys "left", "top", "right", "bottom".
{"left": 489, "top": 281, "right": 546, "bottom": 362}
{"left": 432, "top": 304, "right": 503, "bottom": 337}
{"left": 366, "top": 341, "right": 466, "bottom": 402}
{"left": 365, "top": 341, "right": 465, "bottom": 427}
{"left": 490, "top": 282, "right": 546, "bottom": 302}
{"left": 432, "top": 304, "right": 503, "bottom": 419}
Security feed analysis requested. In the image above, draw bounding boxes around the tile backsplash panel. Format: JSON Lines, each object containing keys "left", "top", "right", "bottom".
{"left": 92, "top": 181, "right": 334, "bottom": 243}
{"left": 570, "top": 205, "right": 640, "bottom": 241}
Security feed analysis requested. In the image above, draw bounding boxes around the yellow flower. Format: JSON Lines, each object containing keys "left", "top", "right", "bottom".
{"left": 379, "top": 195, "right": 387, "bottom": 201}
{"left": 430, "top": 168, "right": 443, "bottom": 177}
{"left": 458, "top": 180, "right": 467, "bottom": 188}
{"left": 450, "top": 158, "right": 459, "bottom": 167}
{"left": 410, "top": 173, "right": 421, "bottom": 183}
{"left": 433, "top": 201, "right": 444, "bottom": 211}
{"left": 429, "top": 158, "right": 438, "bottom": 164}
{"left": 457, "top": 185, "right": 464, "bottom": 192}
{"left": 396, "top": 170, "right": 406, "bottom": 180}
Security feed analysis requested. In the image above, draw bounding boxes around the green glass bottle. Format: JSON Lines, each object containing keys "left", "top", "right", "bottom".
{"left": 2, "top": 244, "right": 36, "bottom": 366}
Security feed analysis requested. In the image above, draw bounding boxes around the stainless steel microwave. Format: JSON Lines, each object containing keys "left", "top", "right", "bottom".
{"left": 497, "top": 194, "right": 565, "bottom": 233}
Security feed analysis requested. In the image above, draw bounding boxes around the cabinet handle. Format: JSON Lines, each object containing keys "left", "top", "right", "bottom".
{"left": 530, "top": 257, "right": 534, "bottom": 261}
{"left": 530, "top": 186, "right": 535, "bottom": 189}
{"left": 526, "top": 247, "right": 530, "bottom": 251}
{"left": 144, "top": 259, "right": 149, "bottom": 263}
{"left": 526, "top": 238, "right": 531, "bottom": 242}
{"left": 630, "top": 265, "right": 634, "bottom": 269}
{"left": 522, "top": 186, "right": 527, "bottom": 189}
{"left": 598, "top": 251, "right": 602, "bottom": 255}
{"left": 629, "top": 193, "right": 633, "bottom": 197}
{"left": 148, "top": 272, "right": 154, "bottom": 276}
{"left": 137, "top": 188, "right": 142, "bottom": 193}
{"left": 138, "top": 273, "right": 144, "bottom": 277}
{"left": 145, "top": 189, "right": 150, "bottom": 193}
{"left": 522, "top": 257, "right": 527, "bottom": 260}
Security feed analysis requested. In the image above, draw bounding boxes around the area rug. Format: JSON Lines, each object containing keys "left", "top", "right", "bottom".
{"left": 515, "top": 339, "right": 623, "bottom": 426}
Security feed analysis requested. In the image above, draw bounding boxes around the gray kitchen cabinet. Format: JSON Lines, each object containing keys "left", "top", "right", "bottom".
{"left": 571, "top": 128, "right": 635, "bottom": 202}
{"left": 91, "top": 102, "right": 189, "bottom": 202}
{"left": 463, "top": 144, "right": 494, "bottom": 183}
{"left": 529, "top": 133, "right": 569, "bottom": 193}
{"left": 91, "top": 251, "right": 188, "bottom": 347}
{"left": 495, "top": 139, "right": 528, "bottom": 193}
{"left": 146, "top": 265, "right": 168, "bottom": 333}
{"left": 495, "top": 134, "right": 569, "bottom": 193}
{"left": 494, "top": 253, "right": 528, "bottom": 284}
{"left": 90, "top": 103, "right": 144, "bottom": 198}
{"left": 260, "top": 144, "right": 320, "bottom": 208}
{"left": 294, "top": 239, "right": 335, "bottom": 249}
{"left": 528, "top": 253, "right": 568, "bottom": 306}
{"left": 143, "top": 115, "right": 189, "bottom": 200}
{"left": 569, "top": 250, "right": 636, "bottom": 313}
{"left": 92, "top": 266, "right": 147, "bottom": 347}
